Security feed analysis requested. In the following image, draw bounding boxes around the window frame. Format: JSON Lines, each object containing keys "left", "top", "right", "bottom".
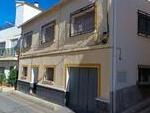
{"left": 70, "top": 3, "right": 96, "bottom": 37}
{"left": 138, "top": 65, "right": 150, "bottom": 85}
{"left": 0, "top": 42, "right": 6, "bottom": 56}
{"left": 11, "top": 38, "right": 18, "bottom": 48}
{"left": 21, "top": 66, "right": 28, "bottom": 80}
{"left": 31, "top": 65, "right": 39, "bottom": 83}
{"left": 42, "top": 66, "right": 55, "bottom": 85}
{"left": 0, "top": 67, "right": 5, "bottom": 74}
{"left": 138, "top": 10, "right": 150, "bottom": 38}
{"left": 40, "top": 21, "right": 56, "bottom": 45}
{"left": 22, "top": 31, "right": 33, "bottom": 50}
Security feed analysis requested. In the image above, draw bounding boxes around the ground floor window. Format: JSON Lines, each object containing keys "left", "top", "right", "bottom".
{"left": 138, "top": 65, "right": 150, "bottom": 84}
{"left": 21, "top": 66, "right": 28, "bottom": 79}
{"left": 0, "top": 67, "right": 5, "bottom": 74}
{"left": 10, "top": 66, "right": 14, "bottom": 70}
{"left": 43, "top": 67, "right": 54, "bottom": 85}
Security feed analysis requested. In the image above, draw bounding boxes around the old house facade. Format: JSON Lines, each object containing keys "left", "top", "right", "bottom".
{"left": 17, "top": 0, "right": 150, "bottom": 113}
{"left": 17, "top": 0, "right": 110, "bottom": 113}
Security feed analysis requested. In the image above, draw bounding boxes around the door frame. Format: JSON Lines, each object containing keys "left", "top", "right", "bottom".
{"left": 64, "top": 64, "right": 101, "bottom": 96}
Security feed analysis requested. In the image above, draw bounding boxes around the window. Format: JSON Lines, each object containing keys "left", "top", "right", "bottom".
{"left": 11, "top": 39, "right": 18, "bottom": 48}
{"left": 70, "top": 4, "right": 95, "bottom": 36}
{"left": 22, "top": 67, "right": 28, "bottom": 78}
{"left": 22, "top": 32, "right": 32, "bottom": 49}
{"left": 0, "top": 42, "right": 6, "bottom": 48}
{"left": 10, "top": 66, "right": 14, "bottom": 70}
{"left": 138, "top": 65, "right": 150, "bottom": 84}
{"left": 0, "top": 67, "right": 5, "bottom": 74}
{"left": 0, "top": 42, "right": 5, "bottom": 56}
{"left": 40, "top": 21, "right": 55, "bottom": 44}
{"left": 138, "top": 10, "right": 150, "bottom": 37}
{"left": 44, "top": 67, "right": 54, "bottom": 82}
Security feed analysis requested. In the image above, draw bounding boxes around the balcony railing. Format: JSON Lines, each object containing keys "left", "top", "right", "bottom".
{"left": 0, "top": 48, "right": 17, "bottom": 57}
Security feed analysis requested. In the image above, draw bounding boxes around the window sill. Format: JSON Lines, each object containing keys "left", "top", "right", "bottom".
{"left": 138, "top": 33, "right": 150, "bottom": 38}
{"left": 70, "top": 29, "right": 95, "bottom": 37}
{"left": 21, "top": 47, "right": 31, "bottom": 53}
{"left": 42, "top": 80, "right": 54, "bottom": 85}
{"left": 20, "top": 76, "right": 27, "bottom": 80}
{"left": 38, "top": 40, "right": 54, "bottom": 49}
{"left": 96, "top": 97, "right": 110, "bottom": 103}
{"left": 137, "top": 82, "right": 150, "bottom": 86}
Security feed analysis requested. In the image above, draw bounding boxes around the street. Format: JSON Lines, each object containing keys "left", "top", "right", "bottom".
{"left": 0, "top": 92, "right": 54, "bottom": 113}
{"left": 0, "top": 91, "right": 73, "bottom": 113}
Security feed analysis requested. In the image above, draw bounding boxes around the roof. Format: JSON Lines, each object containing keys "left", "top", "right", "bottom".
{"left": 16, "top": 1, "right": 43, "bottom": 11}
{"left": 19, "top": 0, "right": 70, "bottom": 28}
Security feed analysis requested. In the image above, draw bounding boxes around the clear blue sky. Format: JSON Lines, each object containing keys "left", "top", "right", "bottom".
{"left": 0, "top": 0, "right": 60, "bottom": 27}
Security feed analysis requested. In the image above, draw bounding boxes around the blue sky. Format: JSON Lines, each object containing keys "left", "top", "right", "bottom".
{"left": 0, "top": 0, "right": 60, "bottom": 27}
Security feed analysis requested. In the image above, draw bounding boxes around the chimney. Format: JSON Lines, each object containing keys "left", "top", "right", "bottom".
{"left": 34, "top": 1, "right": 39, "bottom": 7}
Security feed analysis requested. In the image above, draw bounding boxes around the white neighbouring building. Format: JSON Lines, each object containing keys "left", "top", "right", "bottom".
{"left": 0, "top": 1, "right": 42, "bottom": 78}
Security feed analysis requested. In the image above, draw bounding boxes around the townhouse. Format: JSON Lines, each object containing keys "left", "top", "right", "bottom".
{"left": 17, "top": 0, "right": 150, "bottom": 113}
{"left": 0, "top": 1, "right": 41, "bottom": 78}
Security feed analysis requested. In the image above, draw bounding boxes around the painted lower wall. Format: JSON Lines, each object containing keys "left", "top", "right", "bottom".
{"left": 18, "top": 48, "right": 111, "bottom": 100}
{"left": 17, "top": 48, "right": 112, "bottom": 113}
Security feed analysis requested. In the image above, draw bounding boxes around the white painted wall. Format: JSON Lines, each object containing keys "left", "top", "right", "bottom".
{"left": 0, "top": 2, "right": 42, "bottom": 48}
{"left": 0, "top": 27, "right": 20, "bottom": 48}
{"left": 23, "top": 4, "right": 41, "bottom": 26}
{"left": 115, "top": 0, "right": 150, "bottom": 90}
{"left": 15, "top": 2, "right": 42, "bottom": 27}
{"left": 15, "top": 3, "right": 24, "bottom": 27}
{"left": 0, "top": 1, "right": 42, "bottom": 77}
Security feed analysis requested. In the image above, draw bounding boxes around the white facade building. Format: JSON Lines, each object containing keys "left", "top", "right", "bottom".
{"left": 0, "top": 1, "right": 42, "bottom": 78}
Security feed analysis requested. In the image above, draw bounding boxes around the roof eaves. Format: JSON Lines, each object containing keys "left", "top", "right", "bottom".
{"left": 18, "top": 0, "right": 69, "bottom": 28}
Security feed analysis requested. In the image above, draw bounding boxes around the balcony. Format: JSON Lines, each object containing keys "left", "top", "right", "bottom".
{"left": 0, "top": 48, "right": 17, "bottom": 57}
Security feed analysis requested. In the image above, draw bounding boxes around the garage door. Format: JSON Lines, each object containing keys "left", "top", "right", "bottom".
{"left": 67, "top": 67, "right": 98, "bottom": 113}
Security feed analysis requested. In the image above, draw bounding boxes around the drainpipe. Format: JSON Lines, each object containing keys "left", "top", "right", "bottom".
{"left": 111, "top": 0, "right": 117, "bottom": 112}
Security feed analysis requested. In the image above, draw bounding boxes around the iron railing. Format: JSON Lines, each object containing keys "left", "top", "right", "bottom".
{"left": 0, "top": 48, "right": 17, "bottom": 57}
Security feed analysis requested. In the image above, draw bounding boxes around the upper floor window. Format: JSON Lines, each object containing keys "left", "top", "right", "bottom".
{"left": 138, "top": 10, "right": 150, "bottom": 37}
{"left": 0, "top": 42, "right": 5, "bottom": 49}
{"left": 11, "top": 39, "right": 18, "bottom": 48}
{"left": 0, "top": 42, "right": 6, "bottom": 56}
{"left": 70, "top": 4, "right": 95, "bottom": 37}
{"left": 40, "top": 21, "right": 55, "bottom": 45}
{"left": 22, "top": 31, "right": 33, "bottom": 50}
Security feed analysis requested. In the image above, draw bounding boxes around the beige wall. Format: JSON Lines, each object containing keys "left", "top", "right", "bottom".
{"left": 115, "top": 0, "right": 150, "bottom": 90}
{"left": 20, "top": 0, "right": 110, "bottom": 55}
{"left": 19, "top": 48, "right": 111, "bottom": 99}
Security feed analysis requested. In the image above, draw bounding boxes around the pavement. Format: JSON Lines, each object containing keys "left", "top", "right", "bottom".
{"left": 0, "top": 87, "right": 74, "bottom": 113}
{"left": 0, "top": 86, "right": 14, "bottom": 93}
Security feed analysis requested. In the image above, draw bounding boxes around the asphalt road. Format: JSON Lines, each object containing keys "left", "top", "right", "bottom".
{"left": 0, "top": 93, "right": 55, "bottom": 113}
